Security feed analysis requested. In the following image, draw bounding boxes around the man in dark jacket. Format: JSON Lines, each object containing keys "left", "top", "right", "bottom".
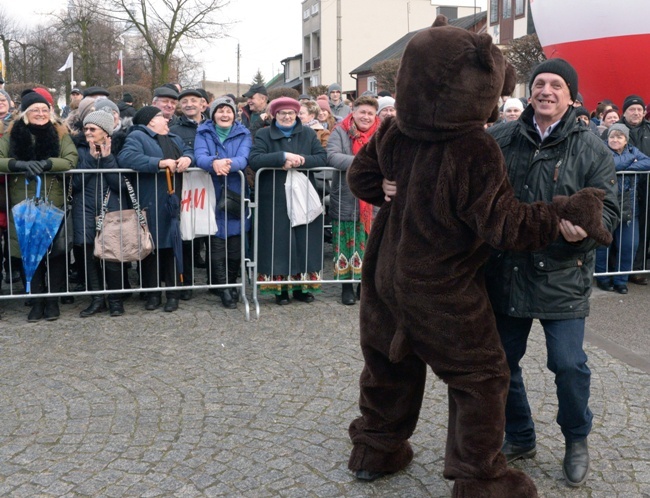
{"left": 240, "top": 84, "right": 268, "bottom": 133}
{"left": 117, "top": 93, "right": 137, "bottom": 119}
{"left": 169, "top": 88, "right": 209, "bottom": 289}
{"left": 486, "top": 59, "right": 619, "bottom": 488}
{"left": 620, "top": 95, "right": 650, "bottom": 283}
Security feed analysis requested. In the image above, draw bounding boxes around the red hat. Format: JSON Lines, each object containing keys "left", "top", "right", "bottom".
{"left": 317, "top": 99, "right": 330, "bottom": 113}
{"left": 33, "top": 87, "right": 54, "bottom": 106}
{"left": 268, "top": 96, "right": 300, "bottom": 117}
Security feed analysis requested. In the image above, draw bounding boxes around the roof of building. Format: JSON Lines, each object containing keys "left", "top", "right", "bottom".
{"left": 350, "top": 11, "right": 487, "bottom": 75}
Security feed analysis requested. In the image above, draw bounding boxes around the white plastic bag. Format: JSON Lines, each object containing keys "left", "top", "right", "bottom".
{"left": 284, "top": 170, "right": 323, "bottom": 227}
{"left": 180, "top": 170, "right": 218, "bottom": 240}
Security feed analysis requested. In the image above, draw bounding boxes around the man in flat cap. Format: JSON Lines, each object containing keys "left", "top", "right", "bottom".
{"left": 240, "top": 84, "right": 268, "bottom": 132}
{"left": 152, "top": 86, "right": 180, "bottom": 125}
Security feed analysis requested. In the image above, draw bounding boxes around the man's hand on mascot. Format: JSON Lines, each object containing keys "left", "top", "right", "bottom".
{"left": 553, "top": 187, "right": 613, "bottom": 246}
{"left": 382, "top": 178, "right": 397, "bottom": 202}
{"left": 559, "top": 219, "right": 587, "bottom": 242}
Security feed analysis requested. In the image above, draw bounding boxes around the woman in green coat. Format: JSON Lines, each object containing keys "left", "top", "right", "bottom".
{"left": 0, "top": 91, "right": 78, "bottom": 322}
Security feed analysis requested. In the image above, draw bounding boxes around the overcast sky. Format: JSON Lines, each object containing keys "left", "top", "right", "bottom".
{"left": 4, "top": 0, "right": 303, "bottom": 85}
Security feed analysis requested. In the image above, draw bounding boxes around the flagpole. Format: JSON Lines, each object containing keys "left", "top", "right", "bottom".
{"left": 120, "top": 50, "right": 124, "bottom": 87}
{"left": 71, "top": 56, "right": 74, "bottom": 87}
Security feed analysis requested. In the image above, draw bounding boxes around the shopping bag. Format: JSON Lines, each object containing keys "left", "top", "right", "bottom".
{"left": 284, "top": 169, "right": 323, "bottom": 227}
{"left": 180, "top": 170, "right": 218, "bottom": 240}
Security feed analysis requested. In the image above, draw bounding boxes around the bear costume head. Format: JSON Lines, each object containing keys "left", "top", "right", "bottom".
{"left": 395, "top": 15, "right": 516, "bottom": 140}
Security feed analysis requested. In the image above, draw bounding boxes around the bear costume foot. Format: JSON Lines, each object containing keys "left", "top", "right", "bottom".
{"left": 348, "top": 441, "right": 414, "bottom": 479}
{"left": 452, "top": 468, "right": 538, "bottom": 498}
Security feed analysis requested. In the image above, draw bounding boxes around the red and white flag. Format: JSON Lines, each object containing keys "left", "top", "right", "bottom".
{"left": 116, "top": 50, "right": 124, "bottom": 77}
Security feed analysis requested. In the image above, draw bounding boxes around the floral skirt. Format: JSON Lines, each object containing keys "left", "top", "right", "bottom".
{"left": 257, "top": 271, "right": 322, "bottom": 295}
{"left": 332, "top": 220, "right": 367, "bottom": 280}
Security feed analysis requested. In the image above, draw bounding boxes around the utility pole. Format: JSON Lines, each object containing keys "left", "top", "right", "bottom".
{"left": 236, "top": 43, "right": 241, "bottom": 98}
{"left": 336, "top": 0, "right": 342, "bottom": 85}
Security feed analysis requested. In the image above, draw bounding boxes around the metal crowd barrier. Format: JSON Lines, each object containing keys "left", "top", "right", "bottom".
{"left": 0, "top": 169, "right": 251, "bottom": 320}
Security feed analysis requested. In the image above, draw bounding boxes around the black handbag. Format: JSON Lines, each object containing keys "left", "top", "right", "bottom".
{"left": 218, "top": 185, "right": 241, "bottom": 217}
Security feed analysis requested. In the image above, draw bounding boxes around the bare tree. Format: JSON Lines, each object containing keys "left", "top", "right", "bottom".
{"left": 372, "top": 59, "right": 400, "bottom": 95}
{"left": 0, "top": 7, "right": 22, "bottom": 83}
{"left": 106, "top": 0, "right": 229, "bottom": 87}
{"left": 504, "top": 34, "right": 546, "bottom": 84}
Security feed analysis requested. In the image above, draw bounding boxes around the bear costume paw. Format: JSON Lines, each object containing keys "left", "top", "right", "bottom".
{"left": 348, "top": 441, "right": 414, "bottom": 476}
{"left": 452, "top": 468, "right": 538, "bottom": 498}
{"left": 553, "top": 187, "right": 612, "bottom": 246}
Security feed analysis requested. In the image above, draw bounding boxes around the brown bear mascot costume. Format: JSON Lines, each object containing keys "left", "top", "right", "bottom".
{"left": 345, "top": 16, "right": 613, "bottom": 497}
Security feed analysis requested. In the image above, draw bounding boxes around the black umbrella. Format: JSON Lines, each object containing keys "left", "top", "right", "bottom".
{"left": 165, "top": 168, "right": 184, "bottom": 283}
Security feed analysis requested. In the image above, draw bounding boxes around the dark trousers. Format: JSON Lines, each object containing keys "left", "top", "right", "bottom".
{"left": 20, "top": 254, "right": 66, "bottom": 302}
{"left": 141, "top": 248, "right": 179, "bottom": 298}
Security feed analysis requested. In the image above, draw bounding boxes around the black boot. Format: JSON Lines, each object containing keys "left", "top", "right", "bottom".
{"left": 213, "top": 259, "right": 236, "bottom": 309}
{"left": 27, "top": 299, "right": 45, "bottom": 322}
{"left": 108, "top": 297, "right": 124, "bottom": 317}
{"left": 44, "top": 299, "right": 60, "bottom": 321}
{"left": 341, "top": 283, "right": 356, "bottom": 305}
{"left": 227, "top": 259, "right": 240, "bottom": 302}
{"left": 80, "top": 296, "right": 106, "bottom": 317}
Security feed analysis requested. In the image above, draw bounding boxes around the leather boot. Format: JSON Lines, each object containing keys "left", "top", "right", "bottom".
{"left": 80, "top": 296, "right": 107, "bottom": 317}
{"left": 108, "top": 297, "right": 124, "bottom": 317}
{"left": 227, "top": 259, "right": 240, "bottom": 302}
{"left": 27, "top": 299, "right": 45, "bottom": 322}
{"left": 213, "top": 259, "right": 236, "bottom": 309}
{"left": 44, "top": 299, "right": 60, "bottom": 321}
{"left": 341, "top": 283, "right": 356, "bottom": 305}
{"left": 563, "top": 439, "right": 589, "bottom": 487}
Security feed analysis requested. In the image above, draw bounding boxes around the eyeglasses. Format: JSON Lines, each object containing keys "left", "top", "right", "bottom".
{"left": 84, "top": 126, "right": 100, "bottom": 132}
{"left": 277, "top": 111, "right": 296, "bottom": 117}
{"left": 27, "top": 108, "right": 49, "bottom": 115}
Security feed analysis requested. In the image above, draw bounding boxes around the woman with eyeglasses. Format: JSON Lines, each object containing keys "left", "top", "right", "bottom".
{"left": 249, "top": 96, "right": 327, "bottom": 305}
{"left": 0, "top": 90, "right": 78, "bottom": 322}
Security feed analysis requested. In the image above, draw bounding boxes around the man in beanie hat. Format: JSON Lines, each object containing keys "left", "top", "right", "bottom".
{"left": 376, "top": 96, "right": 396, "bottom": 119}
{"left": 487, "top": 58, "right": 618, "bottom": 486}
{"left": 619, "top": 94, "right": 650, "bottom": 282}
{"left": 117, "top": 93, "right": 137, "bottom": 119}
{"left": 327, "top": 82, "right": 350, "bottom": 118}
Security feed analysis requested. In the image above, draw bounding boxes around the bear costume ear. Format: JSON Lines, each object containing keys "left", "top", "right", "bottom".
{"left": 432, "top": 14, "right": 448, "bottom": 27}
{"left": 502, "top": 62, "right": 517, "bottom": 96}
{"left": 476, "top": 34, "right": 497, "bottom": 73}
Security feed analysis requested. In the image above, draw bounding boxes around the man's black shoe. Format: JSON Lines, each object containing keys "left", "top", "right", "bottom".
{"left": 563, "top": 439, "right": 589, "bottom": 487}
{"left": 501, "top": 440, "right": 537, "bottom": 464}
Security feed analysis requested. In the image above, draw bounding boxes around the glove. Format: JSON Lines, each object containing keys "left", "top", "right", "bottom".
{"left": 553, "top": 187, "right": 613, "bottom": 246}
{"left": 9, "top": 160, "right": 44, "bottom": 180}
{"left": 37, "top": 160, "right": 52, "bottom": 172}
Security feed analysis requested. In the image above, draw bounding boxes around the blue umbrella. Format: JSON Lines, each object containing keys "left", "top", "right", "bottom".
{"left": 165, "top": 168, "right": 184, "bottom": 283}
{"left": 12, "top": 177, "right": 65, "bottom": 293}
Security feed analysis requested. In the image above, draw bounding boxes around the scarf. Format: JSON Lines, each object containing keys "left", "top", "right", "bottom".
{"left": 155, "top": 134, "right": 181, "bottom": 160}
{"left": 215, "top": 125, "right": 231, "bottom": 144}
{"left": 339, "top": 113, "right": 380, "bottom": 234}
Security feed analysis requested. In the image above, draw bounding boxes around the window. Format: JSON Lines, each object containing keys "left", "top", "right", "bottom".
{"left": 515, "top": 0, "right": 525, "bottom": 16}
{"left": 311, "top": 4, "right": 319, "bottom": 15}
{"left": 367, "top": 76, "right": 377, "bottom": 96}
{"left": 303, "top": 9, "right": 310, "bottom": 20}
{"left": 502, "top": 0, "right": 511, "bottom": 20}
{"left": 490, "top": 0, "right": 499, "bottom": 25}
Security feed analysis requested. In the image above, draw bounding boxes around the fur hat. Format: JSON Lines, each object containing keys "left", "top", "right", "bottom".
{"left": 20, "top": 91, "right": 50, "bottom": 112}
{"left": 209, "top": 97, "right": 237, "bottom": 119}
{"left": 377, "top": 96, "right": 396, "bottom": 114}
{"left": 94, "top": 99, "right": 120, "bottom": 116}
{"left": 268, "top": 97, "right": 301, "bottom": 117}
{"left": 83, "top": 110, "right": 114, "bottom": 136}
{"left": 133, "top": 105, "right": 162, "bottom": 126}
{"left": 622, "top": 95, "right": 645, "bottom": 114}
{"left": 395, "top": 15, "right": 516, "bottom": 140}
{"left": 529, "top": 58, "right": 578, "bottom": 101}
{"left": 608, "top": 123, "right": 630, "bottom": 140}
{"left": 503, "top": 98, "right": 524, "bottom": 112}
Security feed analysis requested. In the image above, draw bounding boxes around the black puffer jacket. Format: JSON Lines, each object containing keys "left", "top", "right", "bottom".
{"left": 485, "top": 106, "right": 620, "bottom": 319}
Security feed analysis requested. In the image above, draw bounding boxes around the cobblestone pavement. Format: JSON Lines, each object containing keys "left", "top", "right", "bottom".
{"left": 0, "top": 283, "right": 649, "bottom": 497}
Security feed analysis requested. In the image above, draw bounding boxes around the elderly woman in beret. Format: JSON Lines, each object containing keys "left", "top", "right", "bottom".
{"left": 118, "top": 106, "right": 193, "bottom": 313}
{"left": 195, "top": 96, "right": 252, "bottom": 309}
{"left": 249, "top": 96, "right": 327, "bottom": 305}
{"left": 0, "top": 90, "right": 78, "bottom": 322}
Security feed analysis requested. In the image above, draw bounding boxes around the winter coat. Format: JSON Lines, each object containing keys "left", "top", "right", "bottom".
{"left": 71, "top": 134, "right": 130, "bottom": 245}
{"left": 610, "top": 144, "right": 650, "bottom": 222}
{"left": 170, "top": 115, "right": 202, "bottom": 149}
{"left": 194, "top": 120, "right": 252, "bottom": 238}
{"left": 117, "top": 101, "right": 137, "bottom": 119}
{"left": 329, "top": 100, "right": 351, "bottom": 118}
{"left": 327, "top": 125, "right": 359, "bottom": 222}
{"left": 117, "top": 125, "right": 194, "bottom": 249}
{"left": 621, "top": 118, "right": 650, "bottom": 156}
{"left": 248, "top": 120, "right": 327, "bottom": 275}
{"left": 485, "top": 106, "right": 619, "bottom": 319}
{"left": 0, "top": 119, "right": 78, "bottom": 257}
{"left": 240, "top": 105, "right": 263, "bottom": 132}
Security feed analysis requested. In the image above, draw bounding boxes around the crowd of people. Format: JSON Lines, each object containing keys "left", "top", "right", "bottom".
{"left": 0, "top": 80, "right": 399, "bottom": 321}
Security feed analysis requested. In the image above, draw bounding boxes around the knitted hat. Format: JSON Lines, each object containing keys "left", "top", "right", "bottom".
{"left": 328, "top": 83, "right": 342, "bottom": 93}
{"left": 608, "top": 123, "right": 630, "bottom": 140}
{"left": 377, "top": 90, "right": 392, "bottom": 97}
{"left": 377, "top": 96, "right": 396, "bottom": 114}
{"left": 209, "top": 97, "right": 237, "bottom": 119}
{"left": 503, "top": 98, "right": 524, "bottom": 112}
{"left": 529, "top": 58, "right": 579, "bottom": 101}
{"left": 153, "top": 86, "right": 179, "bottom": 99}
{"left": 133, "top": 105, "right": 163, "bottom": 126}
{"left": 268, "top": 96, "right": 301, "bottom": 117}
{"left": 317, "top": 99, "right": 330, "bottom": 113}
{"left": 83, "top": 110, "right": 114, "bottom": 136}
{"left": 20, "top": 91, "right": 50, "bottom": 112}
{"left": 93, "top": 99, "right": 120, "bottom": 116}
{"left": 33, "top": 87, "right": 54, "bottom": 106}
{"left": 575, "top": 92, "right": 584, "bottom": 105}
{"left": 575, "top": 106, "right": 590, "bottom": 119}
{"left": 622, "top": 95, "right": 646, "bottom": 114}
{"left": 122, "top": 93, "right": 134, "bottom": 103}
